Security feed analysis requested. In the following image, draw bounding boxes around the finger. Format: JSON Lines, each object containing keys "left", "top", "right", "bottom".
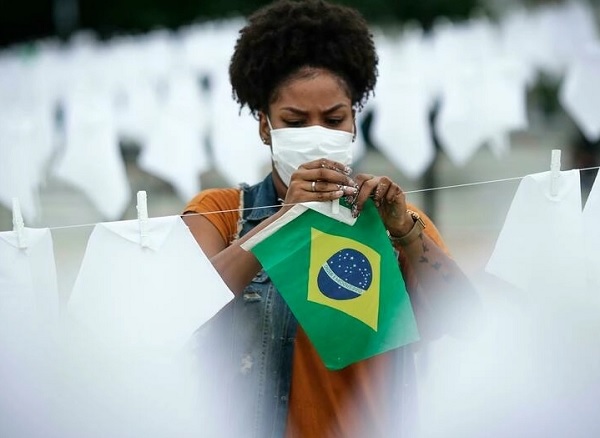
{"left": 372, "top": 179, "right": 393, "bottom": 207}
{"left": 293, "top": 167, "right": 357, "bottom": 188}
{"left": 308, "top": 180, "right": 359, "bottom": 196}
{"left": 313, "top": 189, "right": 345, "bottom": 202}
{"left": 291, "top": 187, "right": 346, "bottom": 203}
{"left": 351, "top": 175, "right": 380, "bottom": 216}
{"left": 300, "top": 158, "right": 352, "bottom": 175}
{"left": 384, "top": 184, "right": 404, "bottom": 204}
{"left": 353, "top": 173, "right": 375, "bottom": 186}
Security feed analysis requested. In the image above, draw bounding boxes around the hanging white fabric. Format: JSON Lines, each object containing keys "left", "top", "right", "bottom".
{"left": 140, "top": 69, "right": 210, "bottom": 202}
{"left": 67, "top": 215, "right": 233, "bottom": 350}
{"left": 369, "top": 29, "right": 436, "bottom": 179}
{"left": 434, "top": 18, "right": 528, "bottom": 166}
{"left": 559, "top": 44, "right": 600, "bottom": 142}
{"left": 583, "top": 169, "right": 600, "bottom": 289}
{"left": 0, "top": 55, "right": 57, "bottom": 222}
{"left": 485, "top": 168, "right": 586, "bottom": 299}
{"left": 54, "top": 85, "right": 130, "bottom": 221}
{"left": 0, "top": 227, "right": 59, "bottom": 333}
{"left": 208, "top": 23, "right": 274, "bottom": 186}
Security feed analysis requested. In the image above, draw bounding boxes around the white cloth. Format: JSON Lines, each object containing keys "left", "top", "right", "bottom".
{"left": 0, "top": 53, "right": 58, "bottom": 221}
{"left": 0, "top": 124, "right": 41, "bottom": 223}
{"left": 498, "top": 8, "right": 543, "bottom": 86}
{"left": 67, "top": 215, "right": 233, "bottom": 350}
{"left": 559, "top": 44, "right": 600, "bottom": 142}
{"left": 140, "top": 70, "right": 209, "bottom": 202}
{"left": 436, "top": 60, "right": 528, "bottom": 165}
{"left": 434, "top": 19, "right": 528, "bottom": 166}
{"left": 108, "top": 35, "right": 161, "bottom": 146}
{"left": 533, "top": 1, "right": 599, "bottom": 77}
{"left": 483, "top": 172, "right": 600, "bottom": 438}
{"left": 583, "top": 170, "right": 600, "bottom": 289}
{"left": 369, "top": 29, "right": 436, "bottom": 179}
{"left": 486, "top": 169, "right": 586, "bottom": 301}
{"left": 208, "top": 24, "right": 272, "bottom": 186}
{"left": 54, "top": 86, "right": 130, "bottom": 220}
{"left": 0, "top": 228, "right": 59, "bottom": 332}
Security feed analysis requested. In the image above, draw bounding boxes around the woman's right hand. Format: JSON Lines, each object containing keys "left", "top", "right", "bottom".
{"left": 282, "top": 158, "right": 358, "bottom": 208}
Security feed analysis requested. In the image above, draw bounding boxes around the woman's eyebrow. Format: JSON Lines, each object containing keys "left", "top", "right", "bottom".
{"left": 323, "top": 103, "right": 348, "bottom": 114}
{"left": 280, "top": 103, "right": 348, "bottom": 115}
{"left": 280, "top": 107, "right": 308, "bottom": 115}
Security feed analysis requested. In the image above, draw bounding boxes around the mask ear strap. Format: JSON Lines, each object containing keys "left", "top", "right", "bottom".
{"left": 266, "top": 115, "right": 274, "bottom": 130}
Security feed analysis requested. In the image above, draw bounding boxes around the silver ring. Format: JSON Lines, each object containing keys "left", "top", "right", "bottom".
{"left": 311, "top": 181, "right": 316, "bottom": 192}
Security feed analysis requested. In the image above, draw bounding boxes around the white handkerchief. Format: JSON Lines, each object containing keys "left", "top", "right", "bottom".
{"left": 433, "top": 18, "right": 528, "bottom": 166}
{"left": 140, "top": 71, "right": 209, "bottom": 202}
{"left": 0, "top": 54, "right": 57, "bottom": 221}
{"left": 54, "top": 84, "right": 130, "bottom": 220}
{"left": 302, "top": 200, "right": 356, "bottom": 225}
{"left": 0, "top": 228, "right": 59, "bottom": 332}
{"left": 370, "top": 31, "right": 435, "bottom": 179}
{"left": 0, "top": 123, "right": 41, "bottom": 222}
{"left": 486, "top": 170, "right": 586, "bottom": 298}
{"left": 583, "top": 171, "right": 600, "bottom": 288}
{"left": 209, "top": 28, "right": 271, "bottom": 186}
{"left": 67, "top": 216, "right": 233, "bottom": 350}
{"left": 559, "top": 44, "right": 600, "bottom": 142}
{"left": 437, "top": 61, "right": 528, "bottom": 166}
{"left": 240, "top": 201, "right": 357, "bottom": 251}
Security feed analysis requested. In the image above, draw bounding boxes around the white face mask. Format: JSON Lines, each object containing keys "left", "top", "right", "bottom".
{"left": 268, "top": 118, "right": 354, "bottom": 187}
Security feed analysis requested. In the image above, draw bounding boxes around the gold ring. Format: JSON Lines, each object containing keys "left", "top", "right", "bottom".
{"left": 311, "top": 181, "right": 316, "bottom": 192}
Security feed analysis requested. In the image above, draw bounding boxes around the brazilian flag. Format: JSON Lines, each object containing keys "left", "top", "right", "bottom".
{"left": 247, "top": 199, "right": 419, "bottom": 370}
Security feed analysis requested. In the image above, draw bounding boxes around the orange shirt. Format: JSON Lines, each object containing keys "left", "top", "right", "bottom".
{"left": 185, "top": 189, "right": 448, "bottom": 438}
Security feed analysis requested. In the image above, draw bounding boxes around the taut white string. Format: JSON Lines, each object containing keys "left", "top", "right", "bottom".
{"left": 9, "top": 165, "right": 600, "bottom": 232}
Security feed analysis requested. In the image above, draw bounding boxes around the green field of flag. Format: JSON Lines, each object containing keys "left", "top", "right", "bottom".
{"left": 249, "top": 200, "right": 420, "bottom": 370}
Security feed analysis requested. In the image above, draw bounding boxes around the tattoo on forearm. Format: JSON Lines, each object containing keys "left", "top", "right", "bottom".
{"left": 415, "top": 232, "right": 454, "bottom": 282}
{"left": 421, "top": 238, "right": 429, "bottom": 253}
{"left": 442, "top": 272, "right": 454, "bottom": 282}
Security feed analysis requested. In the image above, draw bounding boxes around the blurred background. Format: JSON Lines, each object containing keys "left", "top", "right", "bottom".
{"left": 2, "top": 1, "right": 600, "bottom": 437}
{"left": 1, "top": 0, "right": 599, "bottom": 297}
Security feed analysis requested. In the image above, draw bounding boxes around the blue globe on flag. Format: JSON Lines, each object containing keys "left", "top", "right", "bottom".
{"left": 317, "top": 248, "right": 373, "bottom": 300}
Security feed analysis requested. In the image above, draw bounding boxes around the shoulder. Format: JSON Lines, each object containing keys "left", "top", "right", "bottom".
{"left": 406, "top": 203, "right": 449, "bottom": 254}
{"left": 183, "top": 188, "right": 243, "bottom": 248}
{"left": 183, "top": 188, "right": 241, "bottom": 215}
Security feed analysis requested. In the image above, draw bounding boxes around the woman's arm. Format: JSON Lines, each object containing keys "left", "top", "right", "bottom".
{"left": 184, "top": 160, "right": 358, "bottom": 296}
{"left": 351, "top": 173, "right": 482, "bottom": 338}
{"left": 396, "top": 229, "right": 481, "bottom": 339}
{"left": 183, "top": 211, "right": 284, "bottom": 296}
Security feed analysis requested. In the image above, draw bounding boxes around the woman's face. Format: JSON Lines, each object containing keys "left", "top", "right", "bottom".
{"left": 259, "top": 67, "right": 355, "bottom": 139}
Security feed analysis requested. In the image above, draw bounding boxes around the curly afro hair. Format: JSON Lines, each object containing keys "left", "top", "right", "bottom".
{"left": 229, "top": 0, "right": 378, "bottom": 116}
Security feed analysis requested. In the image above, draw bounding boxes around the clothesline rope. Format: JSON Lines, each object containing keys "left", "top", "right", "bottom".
{"left": 9, "top": 165, "right": 600, "bottom": 232}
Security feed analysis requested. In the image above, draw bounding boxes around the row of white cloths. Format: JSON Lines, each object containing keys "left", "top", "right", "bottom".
{"left": 473, "top": 169, "right": 600, "bottom": 437}
{"left": 2, "top": 1, "right": 598, "bottom": 223}
{"left": 0, "top": 215, "right": 233, "bottom": 349}
{"left": 486, "top": 168, "right": 600, "bottom": 297}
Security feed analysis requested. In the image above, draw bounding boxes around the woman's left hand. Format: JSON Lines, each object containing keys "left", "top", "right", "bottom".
{"left": 351, "top": 174, "right": 413, "bottom": 236}
{"left": 353, "top": 174, "right": 482, "bottom": 339}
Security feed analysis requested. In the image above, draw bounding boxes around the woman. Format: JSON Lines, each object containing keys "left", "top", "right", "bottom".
{"left": 183, "top": 1, "right": 479, "bottom": 437}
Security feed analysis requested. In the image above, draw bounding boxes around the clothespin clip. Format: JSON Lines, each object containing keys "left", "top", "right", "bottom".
{"left": 12, "top": 197, "right": 27, "bottom": 249}
{"left": 550, "top": 149, "right": 561, "bottom": 197}
{"left": 332, "top": 199, "right": 340, "bottom": 215}
{"left": 136, "top": 190, "right": 150, "bottom": 248}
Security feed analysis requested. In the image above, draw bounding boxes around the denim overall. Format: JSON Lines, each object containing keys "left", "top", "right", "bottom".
{"left": 191, "top": 174, "right": 417, "bottom": 438}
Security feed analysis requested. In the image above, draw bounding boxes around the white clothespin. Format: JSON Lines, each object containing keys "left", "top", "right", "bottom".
{"left": 12, "top": 197, "right": 27, "bottom": 249}
{"left": 332, "top": 199, "right": 340, "bottom": 215}
{"left": 550, "top": 149, "right": 561, "bottom": 197}
{"left": 136, "top": 190, "right": 150, "bottom": 248}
